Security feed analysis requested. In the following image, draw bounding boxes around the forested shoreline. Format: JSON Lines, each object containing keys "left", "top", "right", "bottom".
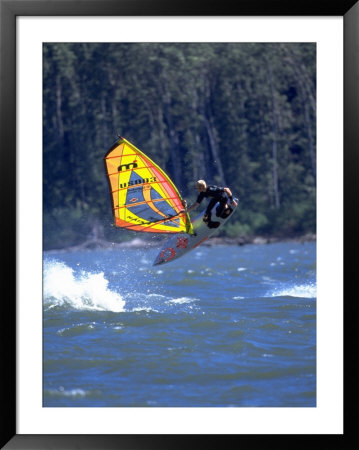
{"left": 43, "top": 43, "right": 316, "bottom": 251}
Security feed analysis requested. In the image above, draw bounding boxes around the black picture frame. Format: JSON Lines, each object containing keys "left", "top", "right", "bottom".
{"left": 1, "top": 0, "right": 356, "bottom": 448}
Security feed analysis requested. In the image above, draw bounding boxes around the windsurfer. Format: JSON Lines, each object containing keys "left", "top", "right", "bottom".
{"left": 181, "top": 180, "right": 238, "bottom": 227}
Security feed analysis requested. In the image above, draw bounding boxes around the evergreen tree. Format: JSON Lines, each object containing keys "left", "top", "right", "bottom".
{"left": 43, "top": 42, "right": 316, "bottom": 249}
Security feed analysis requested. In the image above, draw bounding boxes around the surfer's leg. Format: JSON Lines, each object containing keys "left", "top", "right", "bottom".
{"left": 203, "top": 210, "right": 212, "bottom": 224}
{"left": 216, "top": 199, "right": 227, "bottom": 217}
{"left": 218, "top": 202, "right": 233, "bottom": 219}
{"left": 206, "top": 199, "right": 217, "bottom": 215}
{"left": 204, "top": 199, "right": 217, "bottom": 225}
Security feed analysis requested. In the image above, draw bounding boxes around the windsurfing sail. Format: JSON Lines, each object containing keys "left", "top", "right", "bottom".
{"left": 104, "top": 137, "right": 193, "bottom": 235}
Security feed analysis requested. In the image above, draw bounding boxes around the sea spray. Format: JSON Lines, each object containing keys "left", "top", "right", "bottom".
{"left": 268, "top": 283, "right": 317, "bottom": 299}
{"left": 43, "top": 260, "right": 125, "bottom": 312}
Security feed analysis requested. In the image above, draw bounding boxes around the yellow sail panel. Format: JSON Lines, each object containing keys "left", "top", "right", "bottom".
{"left": 104, "top": 137, "right": 193, "bottom": 234}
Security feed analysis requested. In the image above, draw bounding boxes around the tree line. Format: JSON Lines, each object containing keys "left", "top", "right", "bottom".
{"left": 43, "top": 42, "right": 316, "bottom": 250}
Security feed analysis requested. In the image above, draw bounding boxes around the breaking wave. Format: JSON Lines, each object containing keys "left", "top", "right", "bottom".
{"left": 43, "top": 260, "right": 126, "bottom": 313}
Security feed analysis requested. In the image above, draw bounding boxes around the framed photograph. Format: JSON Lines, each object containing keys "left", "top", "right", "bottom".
{"left": 1, "top": 0, "right": 356, "bottom": 448}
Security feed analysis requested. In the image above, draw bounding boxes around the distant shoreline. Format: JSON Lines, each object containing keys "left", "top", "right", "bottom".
{"left": 44, "top": 233, "right": 316, "bottom": 254}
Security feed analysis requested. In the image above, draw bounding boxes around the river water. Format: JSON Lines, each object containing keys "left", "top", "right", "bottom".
{"left": 43, "top": 241, "right": 316, "bottom": 407}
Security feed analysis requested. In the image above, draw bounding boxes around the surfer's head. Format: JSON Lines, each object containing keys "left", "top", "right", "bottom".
{"left": 196, "top": 180, "right": 207, "bottom": 192}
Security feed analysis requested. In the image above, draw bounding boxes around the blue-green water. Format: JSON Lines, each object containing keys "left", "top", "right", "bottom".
{"left": 43, "top": 241, "right": 316, "bottom": 407}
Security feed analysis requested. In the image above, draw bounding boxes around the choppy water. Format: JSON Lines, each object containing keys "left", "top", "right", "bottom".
{"left": 43, "top": 241, "right": 316, "bottom": 407}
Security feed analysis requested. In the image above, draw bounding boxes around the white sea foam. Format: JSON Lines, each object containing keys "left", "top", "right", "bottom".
{"left": 269, "top": 283, "right": 317, "bottom": 299}
{"left": 43, "top": 260, "right": 125, "bottom": 312}
{"left": 168, "top": 297, "right": 198, "bottom": 304}
{"left": 130, "top": 306, "right": 160, "bottom": 313}
{"left": 146, "top": 293, "right": 166, "bottom": 299}
{"left": 45, "top": 387, "right": 90, "bottom": 397}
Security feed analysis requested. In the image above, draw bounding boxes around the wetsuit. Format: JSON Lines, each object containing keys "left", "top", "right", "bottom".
{"left": 196, "top": 185, "right": 229, "bottom": 217}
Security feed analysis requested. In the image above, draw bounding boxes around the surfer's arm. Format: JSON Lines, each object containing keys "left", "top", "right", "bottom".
{"left": 180, "top": 202, "right": 200, "bottom": 214}
{"left": 223, "top": 187, "right": 238, "bottom": 206}
{"left": 223, "top": 187, "right": 232, "bottom": 198}
{"left": 223, "top": 187, "right": 235, "bottom": 201}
